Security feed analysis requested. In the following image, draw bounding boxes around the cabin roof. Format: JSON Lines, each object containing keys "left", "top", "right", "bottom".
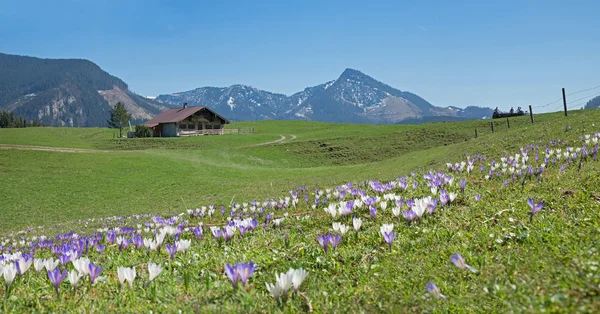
{"left": 143, "top": 106, "right": 230, "bottom": 127}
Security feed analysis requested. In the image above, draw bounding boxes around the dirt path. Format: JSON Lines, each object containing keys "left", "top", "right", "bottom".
{"left": 250, "top": 135, "right": 286, "bottom": 147}
{"left": 0, "top": 144, "right": 106, "bottom": 153}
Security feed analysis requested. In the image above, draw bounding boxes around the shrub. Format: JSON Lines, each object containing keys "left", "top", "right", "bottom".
{"left": 134, "top": 125, "right": 152, "bottom": 138}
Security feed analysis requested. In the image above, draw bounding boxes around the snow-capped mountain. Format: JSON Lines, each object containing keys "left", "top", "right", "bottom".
{"left": 155, "top": 69, "right": 492, "bottom": 123}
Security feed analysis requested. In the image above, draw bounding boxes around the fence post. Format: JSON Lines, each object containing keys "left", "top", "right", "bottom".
{"left": 475, "top": 128, "right": 478, "bottom": 138}
{"left": 507, "top": 118, "right": 510, "bottom": 128}
{"left": 491, "top": 121, "right": 495, "bottom": 133}
{"left": 562, "top": 88, "right": 568, "bottom": 116}
{"left": 529, "top": 105, "right": 535, "bottom": 123}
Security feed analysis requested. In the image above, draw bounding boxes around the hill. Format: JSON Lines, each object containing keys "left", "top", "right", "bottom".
{"left": 0, "top": 109, "right": 599, "bottom": 312}
{"left": 155, "top": 68, "right": 493, "bottom": 123}
{"left": 0, "top": 53, "right": 167, "bottom": 126}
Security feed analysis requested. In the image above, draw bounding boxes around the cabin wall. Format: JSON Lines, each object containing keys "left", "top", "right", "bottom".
{"left": 161, "top": 123, "right": 178, "bottom": 137}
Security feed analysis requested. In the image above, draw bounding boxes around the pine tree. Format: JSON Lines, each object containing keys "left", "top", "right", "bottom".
{"left": 107, "top": 102, "right": 131, "bottom": 138}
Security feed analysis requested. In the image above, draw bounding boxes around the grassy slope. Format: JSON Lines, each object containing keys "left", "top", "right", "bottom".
{"left": 0, "top": 113, "right": 590, "bottom": 232}
{"left": 1, "top": 110, "right": 600, "bottom": 312}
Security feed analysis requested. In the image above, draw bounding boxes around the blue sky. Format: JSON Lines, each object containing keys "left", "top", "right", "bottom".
{"left": 1, "top": 0, "right": 599, "bottom": 112}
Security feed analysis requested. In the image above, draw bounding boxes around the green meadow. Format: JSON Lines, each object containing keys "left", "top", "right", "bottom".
{"left": 1, "top": 115, "right": 538, "bottom": 232}
{"left": 1, "top": 110, "right": 600, "bottom": 312}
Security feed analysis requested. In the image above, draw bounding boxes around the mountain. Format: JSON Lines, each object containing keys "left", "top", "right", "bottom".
{"left": 585, "top": 95, "right": 600, "bottom": 109}
{"left": 0, "top": 53, "right": 167, "bottom": 126}
{"left": 156, "top": 68, "right": 492, "bottom": 123}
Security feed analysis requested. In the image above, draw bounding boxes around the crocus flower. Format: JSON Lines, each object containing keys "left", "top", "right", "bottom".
{"left": 383, "top": 232, "right": 396, "bottom": 250}
{"left": 33, "top": 258, "right": 45, "bottom": 273}
{"left": 48, "top": 268, "right": 67, "bottom": 297}
{"left": 266, "top": 281, "right": 284, "bottom": 302}
{"left": 73, "top": 257, "right": 90, "bottom": 276}
{"left": 317, "top": 235, "right": 330, "bottom": 254}
{"left": 176, "top": 239, "right": 191, "bottom": 252}
{"left": 117, "top": 266, "right": 136, "bottom": 289}
{"left": 460, "top": 179, "right": 467, "bottom": 193}
{"left": 16, "top": 257, "right": 32, "bottom": 275}
{"left": 166, "top": 243, "right": 177, "bottom": 261}
{"left": 235, "top": 262, "right": 256, "bottom": 286}
{"left": 291, "top": 268, "right": 308, "bottom": 293}
{"left": 450, "top": 253, "right": 478, "bottom": 273}
{"left": 527, "top": 198, "right": 544, "bottom": 221}
{"left": 352, "top": 217, "right": 362, "bottom": 233}
{"left": 44, "top": 258, "right": 59, "bottom": 271}
{"left": 67, "top": 270, "right": 82, "bottom": 290}
{"left": 402, "top": 210, "right": 417, "bottom": 223}
{"left": 474, "top": 194, "right": 481, "bottom": 203}
{"left": 3, "top": 263, "right": 18, "bottom": 288}
{"left": 147, "top": 262, "right": 162, "bottom": 282}
{"left": 225, "top": 262, "right": 256, "bottom": 289}
{"left": 329, "top": 234, "right": 342, "bottom": 251}
{"left": 426, "top": 281, "right": 446, "bottom": 299}
{"left": 379, "top": 224, "right": 394, "bottom": 237}
{"left": 88, "top": 262, "right": 103, "bottom": 285}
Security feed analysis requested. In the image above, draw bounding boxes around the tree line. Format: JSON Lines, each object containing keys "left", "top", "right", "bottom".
{"left": 0, "top": 110, "right": 42, "bottom": 128}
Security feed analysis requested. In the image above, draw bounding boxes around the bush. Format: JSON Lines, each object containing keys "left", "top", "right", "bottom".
{"left": 134, "top": 125, "right": 152, "bottom": 138}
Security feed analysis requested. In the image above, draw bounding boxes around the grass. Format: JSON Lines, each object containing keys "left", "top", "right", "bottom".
{"left": 1, "top": 109, "right": 600, "bottom": 312}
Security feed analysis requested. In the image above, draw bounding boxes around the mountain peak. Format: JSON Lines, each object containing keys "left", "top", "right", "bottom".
{"left": 339, "top": 68, "right": 367, "bottom": 80}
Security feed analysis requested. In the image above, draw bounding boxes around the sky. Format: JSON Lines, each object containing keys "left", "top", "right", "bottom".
{"left": 1, "top": 0, "right": 599, "bottom": 112}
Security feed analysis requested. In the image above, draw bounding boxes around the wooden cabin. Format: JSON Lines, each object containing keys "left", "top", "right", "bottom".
{"left": 143, "top": 103, "right": 230, "bottom": 137}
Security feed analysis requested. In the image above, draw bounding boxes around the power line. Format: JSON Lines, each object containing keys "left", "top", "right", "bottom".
{"left": 531, "top": 84, "right": 600, "bottom": 109}
{"left": 567, "top": 91, "right": 600, "bottom": 105}
{"left": 567, "top": 84, "right": 600, "bottom": 97}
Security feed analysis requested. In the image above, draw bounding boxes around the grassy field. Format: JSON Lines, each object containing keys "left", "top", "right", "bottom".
{"left": 1, "top": 110, "right": 600, "bottom": 312}
{"left": 0, "top": 115, "right": 540, "bottom": 231}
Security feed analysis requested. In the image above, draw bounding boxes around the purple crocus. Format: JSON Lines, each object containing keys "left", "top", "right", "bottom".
{"left": 166, "top": 243, "right": 177, "bottom": 261}
{"left": 474, "top": 194, "right": 481, "bottom": 203}
{"left": 402, "top": 210, "right": 417, "bottom": 223}
{"left": 383, "top": 232, "right": 396, "bottom": 250}
{"left": 317, "top": 234, "right": 330, "bottom": 255}
{"left": 225, "top": 262, "right": 256, "bottom": 289}
{"left": 527, "top": 198, "right": 544, "bottom": 221}
{"left": 329, "top": 234, "right": 342, "bottom": 251}
{"left": 88, "top": 262, "right": 103, "bottom": 285}
{"left": 235, "top": 262, "right": 256, "bottom": 286}
{"left": 192, "top": 226, "right": 203, "bottom": 239}
{"left": 47, "top": 268, "right": 67, "bottom": 297}
{"left": 460, "top": 179, "right": 467, "bottom": 193}
{"left": 426, "top": 281, "right": 446, "bottom": 299}
{"left": 369, "top": 207, "right": 377, "bottom": 219}
{"left": 95, "top": 244, "right": 106, "bottom": 254}
{"left": 450, "top": 253, "right": 478, "bottom": 273}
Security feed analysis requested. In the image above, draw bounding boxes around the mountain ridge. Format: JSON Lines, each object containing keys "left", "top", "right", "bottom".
{"left": 155, "top": 68, "right": 492, "bottom": 123}
{"left": 0, "top": 53, "right": 166, "bottom": 126}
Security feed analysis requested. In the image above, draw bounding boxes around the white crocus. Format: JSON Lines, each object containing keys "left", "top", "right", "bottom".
{"left": 3, "top": 263, "right": 18, "bottom": 286}
{"left": 337, "top": 224, "right": 350, "bottom": 235}
{"left": 73, "top": 257, "right": 90, "bottom": 276}
{"left": 176, "top": 239, "right": 191, "bottom": 252}
{"left": 147, "top": 263, "right": 163, "bottom": 282}
{"left": 44, "top": 258, "right": 59, "bottom": 271}
{"left": 266, "top": 281, "right": 284, "bottom": 301}
{"left": 68, "top": 270, "right": 82, "bottom": 289}
{"left": 291, "top": 268, "right": 309, "bottom": 293}
{"left": 17, "top": 257, "right": 32, "bottom": 274}
{"left": 392, "top": 207, "right": 401, "bottom": 218}
{"left": 117, "top": 266, "right": 137, "bottom": 288}
{"left": 33, "top": 258, "right": 45, "bottom": 273}
{"left": 380, "top": 224, "right": 394, "bottom": 237}
{"left": 353, "top": 217, "right": 362, "bottom": 233}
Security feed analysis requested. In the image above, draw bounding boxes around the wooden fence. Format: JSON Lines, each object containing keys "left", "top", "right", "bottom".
{"left": 179, "top": 128, "right": 254, "bottom": 136}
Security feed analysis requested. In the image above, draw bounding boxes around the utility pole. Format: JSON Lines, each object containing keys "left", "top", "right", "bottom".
{"left": 562, "top": 88, "right": 568, "bottom": 116}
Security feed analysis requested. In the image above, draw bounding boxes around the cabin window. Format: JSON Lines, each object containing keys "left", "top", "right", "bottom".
{"left": 205, "top": 125, "right": 213, "bottom": 129}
